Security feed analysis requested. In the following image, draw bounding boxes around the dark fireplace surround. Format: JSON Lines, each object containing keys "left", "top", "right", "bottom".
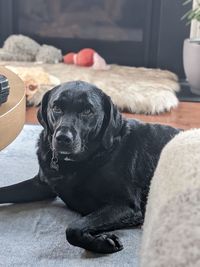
{"left": 0, "top": 0, "right": 190, "bottom": 78}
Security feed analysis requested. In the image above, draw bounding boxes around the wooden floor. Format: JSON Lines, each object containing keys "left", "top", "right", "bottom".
{"left": 26, "top": 101, "right": 200, "bottom": 130}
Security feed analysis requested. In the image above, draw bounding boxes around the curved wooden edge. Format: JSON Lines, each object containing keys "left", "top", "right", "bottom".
{"left": 0, "top": 67, "right": 25, "bottom": 150}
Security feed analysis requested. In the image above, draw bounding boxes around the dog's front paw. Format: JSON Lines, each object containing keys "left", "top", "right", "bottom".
{"left": 92, "top": 233, "right": 123, "bottom": 253}
{"left": 66, "top": 227, "right": 123, "bottom": 254}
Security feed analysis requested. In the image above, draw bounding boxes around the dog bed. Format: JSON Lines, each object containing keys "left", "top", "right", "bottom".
{"left": 0, "top": 61, "right": 180, "bottom": 114}
{"left": 140, "top": 129, "right": 200, "bottom": 267}
{"left": 0, "top": 125, "right": 142, "bottom": 267}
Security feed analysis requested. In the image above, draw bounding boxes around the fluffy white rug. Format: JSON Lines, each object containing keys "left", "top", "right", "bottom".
{"left": 140, "top": 129, "right": 200, "bottom": 267}
{"left": 1, "top": 62, "right": 180, "bottom": 114}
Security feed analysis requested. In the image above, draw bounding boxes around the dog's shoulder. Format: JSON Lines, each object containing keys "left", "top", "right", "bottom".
{"left": 126, "top": 118, "right": 180, "bottom": 135}
{"left": 123, "top": 118, "right": 180, "bottom": 148}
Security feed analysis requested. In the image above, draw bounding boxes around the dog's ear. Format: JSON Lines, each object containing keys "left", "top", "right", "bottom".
{"left": 37, "top": 90, "right": 51, "bottom": 134}
{"left": 102, "top": 95, "right": 123, "bottom": 149}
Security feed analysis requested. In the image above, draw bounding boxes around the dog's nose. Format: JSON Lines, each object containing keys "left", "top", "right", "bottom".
{"left": 56, "top": 131, "right": 73, "bottom": 145}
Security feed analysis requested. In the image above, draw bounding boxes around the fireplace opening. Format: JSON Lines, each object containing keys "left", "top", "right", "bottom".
{"left": 0, "top": 0, "right": 190, "bottom": 77}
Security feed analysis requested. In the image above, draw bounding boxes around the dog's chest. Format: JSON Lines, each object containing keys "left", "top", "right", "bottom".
{"left": 48, "top": 171, "right": 108, "bottom": 215}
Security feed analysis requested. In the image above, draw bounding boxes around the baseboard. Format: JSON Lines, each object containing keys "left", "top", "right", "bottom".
{"left": 177, "top": 80, "right": 200, "bottom": 102}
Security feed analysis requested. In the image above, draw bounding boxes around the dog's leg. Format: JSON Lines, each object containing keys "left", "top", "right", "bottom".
{"left": 0, "top": 175, "right": 56, "bottom": 204}
{"left": 66, "top": 205, "right": 143, "bottom": 253}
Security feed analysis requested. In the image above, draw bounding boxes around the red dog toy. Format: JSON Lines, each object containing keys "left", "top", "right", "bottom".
{"left": 63, "top": 48, "right": 109, "bottom": 70}
{"left": 63, "top": 52, "right": 76, "bottom": 64}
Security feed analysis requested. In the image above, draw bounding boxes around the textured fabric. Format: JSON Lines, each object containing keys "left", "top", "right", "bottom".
{"left": 0, "top": 35, "right": 62, "bottom": 63}
{"left": 0, "top": 125, "right": 141, "bottom": 267}
{"left": 140, "top": 129, "right": 200, "bottom": 267}
{"left": 0, "top": 61, "right": 179, "bottom": 114}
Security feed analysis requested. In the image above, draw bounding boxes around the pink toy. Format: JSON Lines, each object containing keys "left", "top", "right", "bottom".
{"left": 63, "top": 48, "right": 109, "bottom": 70}
{"left": 75, "top": 48, "right": 95, "bottom": 66}
{"left": 63, "top": 52, "right": 76, "bottom": 64}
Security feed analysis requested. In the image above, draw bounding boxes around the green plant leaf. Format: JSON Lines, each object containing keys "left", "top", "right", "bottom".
{"left": 181, "top": 10, "right": 192, "bottom": 20}
{"left": 181, "top": 1, "right": 200, "bottom": 23}
{"left": 183, "top": 0, "right": 192, "bottom": 6}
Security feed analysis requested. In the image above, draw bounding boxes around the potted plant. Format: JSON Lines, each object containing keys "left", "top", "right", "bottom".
{"left": 182, "top": 0, "right": 200, "bottom": 95}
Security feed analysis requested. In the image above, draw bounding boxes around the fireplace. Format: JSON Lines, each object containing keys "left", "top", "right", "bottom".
{"left": 0, "top": 0, "right": 191, "bottom": 77}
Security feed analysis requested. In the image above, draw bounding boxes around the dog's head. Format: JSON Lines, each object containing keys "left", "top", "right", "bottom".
{"left": 38, "top": 81, "right": 123, "bottom": 161}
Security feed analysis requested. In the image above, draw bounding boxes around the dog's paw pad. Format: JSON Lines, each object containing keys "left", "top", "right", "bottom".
{"left": 94, "top": 233, "right": 123, "bottom": 253}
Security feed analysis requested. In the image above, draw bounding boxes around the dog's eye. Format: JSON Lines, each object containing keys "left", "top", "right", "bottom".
{"left": 81, "top": 109, "right": 92, "bottom": 116}
{"left": 52, "top": 106, "right": 62, "bottom": 113}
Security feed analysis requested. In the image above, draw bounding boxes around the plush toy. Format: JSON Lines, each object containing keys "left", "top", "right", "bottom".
{"left": 63, "top": 52, "right": 76, "bottom": 64}
{"left": 75, "top": 48, "right": 95, "bottom": 66}
{"left": 0, "top": 35, "right": 62, "bottom": 64}
{"left": 63, "top": 48, "right": 110, "bottom": 70}
{"left": 6, "top": 66, "right": 60, "bottom": 106}
{"left": 36, "top": 44, "right": 62, "bottom": 64}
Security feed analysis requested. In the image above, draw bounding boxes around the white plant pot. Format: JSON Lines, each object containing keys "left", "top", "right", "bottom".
{"left": 183, "top": 38, "right": 200, "bottom": 95}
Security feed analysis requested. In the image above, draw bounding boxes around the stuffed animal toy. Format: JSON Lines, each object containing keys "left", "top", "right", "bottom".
{"left": 36, "top": 44, "right": 62, "bottom": 64}
{"left": 0, "top": 35, "right": 62, "bottom": 64}
{"left": 6, "top": 66, "right": 60, "bottom": 106}
{"left": 63, "top": 52, "right": 76, "bottom": 65}
{"left": 63, "top": 48, "right": 110, "bottom": 70}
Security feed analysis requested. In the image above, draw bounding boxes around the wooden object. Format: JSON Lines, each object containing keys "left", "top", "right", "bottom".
{"left": 0, "top": 66, "right": 25, "bottom": 150}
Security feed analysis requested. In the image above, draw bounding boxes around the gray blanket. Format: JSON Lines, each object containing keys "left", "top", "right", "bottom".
{"left": 0, "top": 125, "right": 141, "bottom": 267}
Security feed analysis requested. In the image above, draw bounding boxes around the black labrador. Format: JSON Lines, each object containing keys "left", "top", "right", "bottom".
{"left": 0, "top": 81, "right": 180, "bottom": 253}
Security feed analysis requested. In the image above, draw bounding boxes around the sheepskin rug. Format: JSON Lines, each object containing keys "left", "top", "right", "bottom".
{"left": 1, "top": 62, "right": 180, "bottom": 114}
{"left": 140, "top": 129, "right": 200, "bottom": 267}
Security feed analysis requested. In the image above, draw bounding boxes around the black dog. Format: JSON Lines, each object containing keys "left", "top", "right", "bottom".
{"left": 0, "top": 81, "right": 180, "bottom": 253}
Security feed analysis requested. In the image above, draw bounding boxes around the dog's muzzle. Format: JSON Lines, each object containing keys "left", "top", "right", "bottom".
{"left": 53, "top": 127, "right": 81, "bottom": 156}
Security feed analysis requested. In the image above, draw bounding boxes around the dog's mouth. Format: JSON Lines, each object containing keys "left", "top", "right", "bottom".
{"left": 51, "top": 149, "right": 76, "bottom": 170}
{"left": 58, "top": 151, "right": 71, "bottom": 155}
{"left": 56, "top": 150, "right": 75, "bottom": 161}
{"left": 51, "top": 139, "right": 86, "bottom": 164}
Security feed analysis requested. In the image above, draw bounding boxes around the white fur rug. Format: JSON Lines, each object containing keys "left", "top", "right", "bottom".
{"left": 140, "top": 129, "right": 200, "bottom": 267}
{"left": 1, "top": 62, "right": 180, "bottom": 114}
